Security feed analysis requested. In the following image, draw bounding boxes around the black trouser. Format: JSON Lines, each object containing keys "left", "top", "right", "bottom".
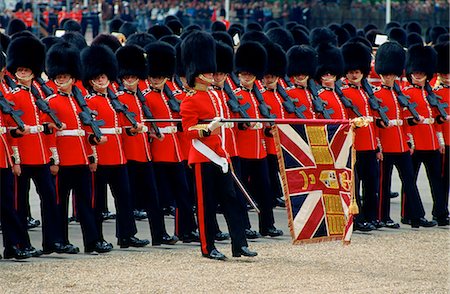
{"left": 443, "top": 146, "right": 449, "bottom": 215}
{"left": 0, "top": 168, "right": 29, "bottom": 249}
{"left": 410, "top": 149, "right": 448, "bottom": 220}
{"left": 153, "top": 162, "right": 197, "bottom": 236}
{"left": 127, "top": 160, "right": 166, "bottom": 244}
{"left": 355, "top": 150, "right": 379, "bottom": 223}
{"left": 267, "top": 154, "right": 283, "bottom": 204}
{"left": 193, "top": 162, "right": 247, "bottom": 255}
{"left": 379, "top": 152, "right": 425, "bottom": 222}
{"left": 16, "top": 164, "right": 64, "bottom": 248}
{"left": 240, "top": 157, "right": 276, "bottom": 233}
{"left": 56, "top": 165, "right": 99, "bottom": 247}
{"left": 94, "top": 165, "right": 137, "bottom": 240}
{"left": 231, "top": 156, "right": 252, "bottom": 230}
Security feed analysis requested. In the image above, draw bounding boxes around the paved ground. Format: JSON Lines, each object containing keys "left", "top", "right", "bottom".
{"left": 0, "top": 166, "right": 448, "bottom": 293}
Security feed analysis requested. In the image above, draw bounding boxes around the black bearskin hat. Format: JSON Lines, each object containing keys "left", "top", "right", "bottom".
{"left": 81, "top": 45, "right": 118, "bottom": 88}
{"left": 384, "top": 21, "right": 400, "bottom": 34}
{"left": 175, "top": 42, "right": 185, "bottom": 77}
{"left": 287, "top": 45, "right": 318, "bottom": 77}
{"left": 240, "top": 30, "right": 271, "bottom": 47}
{"left": 91, "top": 34, "right": 121, "bottom": 53}
{"left": 181, "top": 31, "right": 216, "bottom": 87}
{"left": 246, "top": 22, "right": 262, "bottom": 32}
{"left": 119, "top": 22, "right": 137, "bottom": 38}
{"left": 266, "top": 27, "right": 294, "bottom": 51}
{"left": 215, "top": 41, "right": 233, "bottom": 74}
{"left": 159, "top": 35, "right": 181, "bottom": 47}
{"left": 291, "top": 29, "right": 310, "bottom": 46}
{"left": 435, "top": 42, "right": 449, "bottom": 74}
{"left": 148, "top": 25, "right": 173, "bottom": 40}
{"left": 6, "top": 19, "right": 26, "bottom": 36}
{"left": 46, "top": 41, "right": 82, "bottom": 80}
{"left": 406, "top": 33, "right": 423, "bottom": 48}
{"left": 234, "top": 41, "right": 267, "bottom": 79}
{"left": 347, "top": 36, "right": 372, "bottom": 49}
{"left": 265, "top": 42, "right": 287, "bottom": 77}
{"left": 211, "top": 21, "right": 227, "bottom": 32}
{"left": 315, "top": 43, "right": 344, "bottom": 80}
{"left": 41, "top": 36, "right": 62, "bottom": 52}
{"left": 7, "top": 36, "right": 45, "bottom": 76}
{"left": 63, "top": 19, "right": 81, "bottom": 33}
{"left": 429, "top": 26, "right": 447, "bottom": 45}
{"left": 342, "top": 23, "right": 357, "bottom": 37}
{"left": 146, "top": 41, "right": 176, "bottom": 78}
{"left": 406, "top": 44, "right": 437, "bottom": 80}
{"left": 0, "top": 49, "right": 5, "bottom": 69}
{"left": 310, "top": 27, "right": 337, "bottom": 48}
{"left": 363, "top": 24, "right": 378, "bottom": 34}
{"left": 341, "top": 41, "right": 372, "bottom": 76}
{"left": 116, "top": 45, "right": 148, "bottom": 80}
{"left": 388, "top": 27, "right": 407, "bottom": 47}
{"left": 212, "top": 31, "right": 233, "bottom": 49}
{"left": 126, "top": 32, "right": 156, "bottom": 49}
{"left": 406, "top": 21, "right": 422, "bottom": 35}
{"left": 164, "top": 15, "right": 179, "bottom": 24}
{"left": 61, "top": 32, "right": 88, "bottom": 51}
{"left": 334, "top": 26, "right": 351, "bottom": 47}
{"left": 375, "top": 41, "right": 405, "bottom": 76}
{"left": 263, "top": 20, "right": 281, "bottom": 32}
{"left": 166, "top": 20, "right": 183, "bottom": 36}
{"left": 109, "top": 18, "right": 124, "bottom": 33}
{"left": 0, "top": 32, "right": 11, "bottom": 52}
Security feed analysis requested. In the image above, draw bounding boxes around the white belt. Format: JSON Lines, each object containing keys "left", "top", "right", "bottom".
{"left": 29, "top": 125, "right": 44, "bottom": 134}
{"left": 0, "top": 127, "right": 6, "bottom": 134}
{"left": 159, "top": 126, "right": 177, "bottom": 134}
{"left": 99, "top": 127, "right": 122, "bottom": 134}
{"left": 421, "top": 118, "right": 435, "bottom": 125}
{"left": 192, "top": 139, "right": 229, "bottom": 173}
{"left": 364, "top": 116, "right": 374, "bottom": 122}
{"left": 250, "top": 122, "right": 263, "bottom": 130}
{"left": 223, "top": 122, "right": 234, "bottom": 128}
{"left": 56, "top": 129, "right": 86, "bottom": 137}
{"left": 388, "top": 119, "right": 403, "bottom": 126}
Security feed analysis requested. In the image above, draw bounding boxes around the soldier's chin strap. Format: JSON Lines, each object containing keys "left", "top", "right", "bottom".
{"left": 293, "top": 76, "right": 308, "bottom": 85}
{"left": 15, "top": 72, "right": 34, "bottom": 82}
{"left": 150, "top": 78, "right": 167, "bottom": 89}
{"left": 91, "top": 80, "right": 110, "bottom": 90}
{"left": 198, "top": 74, "right": 214, "bottom": 84}
{"left": 321, "top": 75, "right": 336, "bottom": 83}
{"left": 123, "top": 78, "right": 139, "bottom": 88}
{"left": 411, "top": 74, "right": 427, "bottom": 84}
{"left": 265, "top": 77, "right": 279, "bottom": 89}
{"left": 348, "top": 76, "right": 363, "bottom": 84}
{"left": 54, "top": 78, "right": 74, "bottom": 89}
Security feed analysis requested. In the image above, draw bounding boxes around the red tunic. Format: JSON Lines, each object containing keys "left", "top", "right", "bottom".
{"left": 167, "top": 80, "right": 190, "bottom": 161}
{"left": 374, "top": 85, "right": 410, "bottom": 153}
{"left": 403, "top": 85, "right": 440, "bottom": 151}
{"left": 263, "top": 88, "right": 289, "bottom": 155}
{"left": 342, "top": 84, "right": 378, "bottom": 151}
{"left": 286, "top": 86, "right": 316, "bottom": 119}
{"left": 317, "top": 87, "right": 347, "bottom": 120}
{"left": 434, "top": 84, "right": 449, "bottom": 145}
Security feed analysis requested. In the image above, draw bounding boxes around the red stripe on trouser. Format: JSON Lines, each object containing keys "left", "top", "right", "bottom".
{"left": 378, "top": 160, "right": 383, "bottom": 221}
{"left": 194, "top": 164, "right": 208, "bottom": 255}
{"left": 91, "top": 173, "right": 95, "bottom": 209}
{"left": 55, "top": 174, "right": 60, "bottom": 205}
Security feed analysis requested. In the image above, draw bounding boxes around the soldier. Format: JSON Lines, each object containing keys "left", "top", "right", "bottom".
{"left": 44, "top": 42, "right": 112, "bottom": 253}
{"left": 81, "top": 44, "right": 150, "bottom": 248}
{"left": 373, "top": 42, "right": 435, "bottom": 228}
{"left": 180, "top": 31, "right": 257, "bottom": 260}
{"left": 144, "top": 41, "right": 198, "bottom": 242}
{"left": 114, "top": 44, "right": 178, "bottom": 245}
{"left": 402, "top": 44, "right": 448, "bottom": 226}
{"left": 5, "top": 36, "right": 75, "bottom": 255}
{"left": 233, "top": 41, "right": 283, "bottom": 238}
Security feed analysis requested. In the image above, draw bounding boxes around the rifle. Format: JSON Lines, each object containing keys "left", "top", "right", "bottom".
{"left": 283, "top": 75, "right": 294, "bottom": 88}
{"left": 252, "top": 83, "right": 276, "bottom": 120}
{"left": 361, "top": 78, "right": 390, "bottom": 126}
{"left": 4, "top": 75, "right": 19, "bottom": 91}
{"left": 223, "top": 81, "right": 251, "bottom": 119}
{"left": 30, "top": 80, "right": 63, "bottom": 129}
{"left": 72, "top": 86, "right": 105, "bottom": 141}
{"left": 424, "top": 82, "right": 448, "bottom": 119}
{"left": 276, "top": 83, "right": 306, "bottom": 119}
{"left": 106, "top": 87, "right": 138, "bottom": 128}
{"left": 307, "top": 79, "right": 334, "bottom": 119}
{"left": 393, "top": 83, "right": 420, "bottom": 121}
{"left": 0, "top": 91, "right": 25, "bottom": 131}
{"left": 173, "top": 75, "right": 185, "bottom": 91}
{"left": 163, "top": 84, "right": 180, "bottom": 113}
{"left": 335, "top": 80, "right": 363, "bottom": 117}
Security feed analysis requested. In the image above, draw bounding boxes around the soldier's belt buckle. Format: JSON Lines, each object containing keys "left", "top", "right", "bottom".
{"left": 0, "top": 127, "right": 6, "bottom": 134}
{"left": 77, "top": 129, "right": 85, "bottom": 136}
{"left": 223, "top": 122, "right": 234, "bottom": 128}
{"left": 252, "top": 122, "right": 263, "bottom": 130}
{"left": 37, "top": 125, "right": 44, "bottom": 132}
{"left": 115, "top": 127, "right": 122, "bottom": 134}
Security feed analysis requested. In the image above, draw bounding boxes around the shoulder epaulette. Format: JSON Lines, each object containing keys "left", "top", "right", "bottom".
{"left": 173, "top": 89, "right": 183, "bottom": 96}
{"left": 434, "top": 85, "right": 444, "bottom": 91}
{"left": 402, "top": 85, "right": 414, "bottom": 91}
{"left": 341, "top": 85, "right": 350, "bottom": 90}
{"left": 373, "top": 86, "right": 381, "bottom": 93}
{"left": 186, "top": 89, "right": 196, "bottom": 97}
{"left": 142, "top": 88, "right": 151, "bottom": 96}
{"left": 317, "top": 88, "right": 325, "bottom": 95}
{"left": 233, "top": 87, "right": 241, "bottom": 94}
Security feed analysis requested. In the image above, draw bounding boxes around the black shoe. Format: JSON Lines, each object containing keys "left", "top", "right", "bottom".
{"left": 85, "top": 240, "right": 113, "bottom": 254}
{"left": 383, "top": 220, "right": 400, "bottom": 229}
{"left": 202, "top": 249, "right": 227, "bottom": 261}
{"left": 118, "top": 236, "right": 150, "bottom": 248}
{"left": 232, "top": 246, "right": 258, "bottom": 258}
{"left": 260, "top": 227, "right": 284, "bottom": 237}
{"left": 418, "top": 217, "right": 437, "bottom": 227}
{"left": 401, "top": 218, "right": 411, "bottom": 225}
{"left": 64, "top": 243, "right": 80, "bottom": 254}
{"left": 163, "top": 206, "right": 176, "bottom": 217}
{"left": 245, "top": 229, "right": 261, "bottom": 239}
{"left": 102, "top": 211, "right": 116, "bottom": 220}
{"left": 371, "top": 220, "right": 384, "bottom": 228}
{"left": 25, "top": 246, "right": 43, "bottom": 257}
{"left": 43, "top": 243, "right": 76, "bottom": 254}
{"left": 133, "top": 210, "right": 147, "bottom": 220}
{"left": 390, "top": 191, "right": 399, "bottom": 198}
{"left": 68, "top": 216, "right": 79, "bottom": 223}
{"left": 27, "top": 217, "right": 40, "bottom": 229}
{"left": 274, "top": 197, "right": 286, "bottom": 208}
{"left": 215, "top": 231, "right": 230, "bottom": 241}
{"left": 3, "top": 247, "right": 31, "bottom": 260}
{"left": 161, "top": 234, "right": 179, "bottom": 245}
{"left": 437, "top": 217, "right": 449, "bottom": 226}
{"left": 181, "top": 232, "right": 200, "bottom": 243}
{"left": 354, "top": 222, "right": 375, "bottom": 232}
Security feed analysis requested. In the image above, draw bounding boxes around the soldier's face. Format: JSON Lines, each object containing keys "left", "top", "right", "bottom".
{"left": 239, "top": 72, "right": 256, "bottom": 88}
{"left": 411, "top": 72, "right": 426, "bottom": 86}
{"left": 380, "top": 74, "right": 396, "bottom": 86}
{"left": 439, "top": 73, "right": 450, "bottom": 85}
{"left": 213, "top": 72, "right": 227, "bottom": 85}
{"left": 55, "top": 74, "right": 73, "bottom": 91}
{"left": 16, "top": 67, "right": 33, "bottom": 80}
{"left": 263, "top": 74, "right": 278, "bottom": 89}
{"left": 90, "top": 74, "right": 110, "bottom": 91}
{"left": 123, "top": 75, "right": 139, "bottom": 88}
{"left": 321, "top": 73, "right": 336, "bottom": 87}
{"left": 346, "top": 70, "right": 363, "bottom": 84}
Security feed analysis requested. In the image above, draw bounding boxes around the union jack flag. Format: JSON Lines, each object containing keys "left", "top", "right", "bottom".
{"left": 275, "top": 123, "right": 354, "bottom": 244}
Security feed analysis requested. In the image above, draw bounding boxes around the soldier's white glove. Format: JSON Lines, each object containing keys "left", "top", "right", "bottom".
{"left": 208, "top": 117, "right": 224, "bottom": 132}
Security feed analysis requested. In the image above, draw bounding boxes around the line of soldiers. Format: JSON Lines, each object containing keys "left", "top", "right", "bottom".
{"left": 0, "top": 18, "right": 448, "bottom": 260}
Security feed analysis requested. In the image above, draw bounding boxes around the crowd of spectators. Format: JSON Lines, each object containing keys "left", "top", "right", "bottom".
{"left": 0, "top": 0, "right": 448, "bottom": 37}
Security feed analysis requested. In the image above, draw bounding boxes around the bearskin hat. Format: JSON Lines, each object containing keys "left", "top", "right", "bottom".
{"left": 429, "top": 26, "right": 447, "bottom": 45}
{"left": 310, "top": 27, "right": 337, "bottom": 48}
{"left": 246, "top": 22, "right": 263, "bottom": 32}
{"left": 384, "top": 21, "right": 400, "bottom": 34}
{"left": 116, "top": 45, "right": 148, "bottom": 80}
{"left": 109, "top": 18, "right": 124, "bottom": 33}
{"left": 91, "top": 34, "right": 121, "bottom": 53}
{"left": 434, "top": 42, "right": 449, "bottom": 74}
{"left": 227, "top": 26, "right": 242, "bottom": 45}
{"left": 166, "top": 20, "right": 183, "bottom": 36}
{"left": 266, "top": 27, "right": 294, "bottom": 51}
{"left": 406, "top": 33, "right": 423, "bottom": 48}
{"left": 286, "top": 22, "right": 298, "bottom": 31}
{"left": 175, "top": 42, "right": 185, "bottom": 77}
{"left": 80, "top": 45, "right": 118, "bottom": 88}
{"left": 10, "top": 30, "right": 34, "bottom": 40}
{"left": 61, "top": 32, "right": 88, "bottom": 51}
{"left": 406, "top": 21, "right": 422, "bottom": 35}
{"left": 291, "top": 24, "right": 310, "bottom": 35}
{"left": 240, "top": 30, "right": 271, "bottom": 47}
{"left": 211, "top": 21, "right": 227, "bottom": 32}
{"left": 181, "top": 31, "right": 216, "bottom": 87}
{"left": 286, "top": 45, "right": 318, "bottom": 77}
{"left": 388, "top": 27, "right": 407, "bottom": 47}
{"left": 291, "top": 29, "right": 310, "bottom": 46}
{"left": 347, "top": 36, "right": 372, "bottom": 49}
{"left": 119, "top": 22, "right": 137, "bottom": 38}
{"left": 234, "top": 41, "right": 267, "bottom": 79}
{"left": 365, "top": 29, "right": 382, "bottom": 47}
{"left": 7, "top": 36, "right": 45, "bottom": 76}
{"left": 215, "top": 41, "right": 234, "bottom": 74}
{"left": 265, "top": 42, "right": 287, "bottom": 77}
{"left": 159, "top": 35, "right": 181, "bottom": 47}
{"left": 6, "top": 19, "right": 26, "bottom": 36}
{"left": 0, "top": 49, "right": 5, "bottom": 69}
{"left": 341, "top": 41, "right": 372, "bottom": 76}
{"left": 46, "top": 41, "right": 82, "bottom": 80}
{"left": 212, "top": 31, "right": 233, "bottom": 48}
{"left": 342, "top": 23, "right": 357, "bottom": 37}
{"left": 146, "top": 41, "right": 176, "bottom": 78}
{"left": 184, "top": 24, "right": 202, "bottom": 32}
{"left": 315, "top": 43, "right": 344, "bottom": 80}
{"left": 41, "top": 36, "right": 62, "bottom": 52}
{"left": 406, "top": 44, "right": 437, "bottom": 80}
{"left": 164, "top": 15, "right": 179, "bottom": 25}
{"left": 148, "top": 25, "right": 173, "bottom": 40}
{"left": 0, "top": 32, "right": 11, "bottom": 52}
{"left": 334, "top": 26, "right": 351, "bottom": 47}
{"left": 375, "top": 41, "right": 405, "bottom": 76}
{"left": 263, "top": 20, "right": 281, "bottom": 32}
{"left": 437, "top": 34, "right": 450, "bottom": 45}
{"left": 63, "top": 19, "right": 81, "bottom": 33}
{"left": 363, "top": 24, "right": 378, "bottom": 34}
{"left": 126, "top": 32, "right": 156, "bottom": 49}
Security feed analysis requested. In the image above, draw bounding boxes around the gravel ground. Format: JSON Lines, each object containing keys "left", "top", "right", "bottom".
{"left": 0, "top": 227, "right": 448, "bottom": 294}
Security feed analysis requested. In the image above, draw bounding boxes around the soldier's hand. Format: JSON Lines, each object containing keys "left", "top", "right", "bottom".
{"left": 376, "top": 152, "right": 383, "bottom": 161}
{"left": 49, "top": 122, "right": 67, "bottom": 131}
{"left": 94, "top": 136, "right": 108, "bottom": 145}
{"left": 409, "top": 147, "right": 414, "bottom": 155}
{"left": 50, "top": 165, "right": 59, "bottom": 175}
{"left": 130, "top": 123, "right": 145, "bottom": 134}
{"left": 12, "top": 164, "right": 21, "bottom": 176}
{"left": 16, "top": 125, "right": 31, "bottom": 135}
{"left": 439, "top": 145, "right": 445, "bottom": 154}
{"left": 89, "top": 163, "right": 98, "bottom": 172}
{"left": 210, "top": 127, "right": 221, "bottom": 135}
{"left": 150, "top": 132, "right": 165, "bottom": 141}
